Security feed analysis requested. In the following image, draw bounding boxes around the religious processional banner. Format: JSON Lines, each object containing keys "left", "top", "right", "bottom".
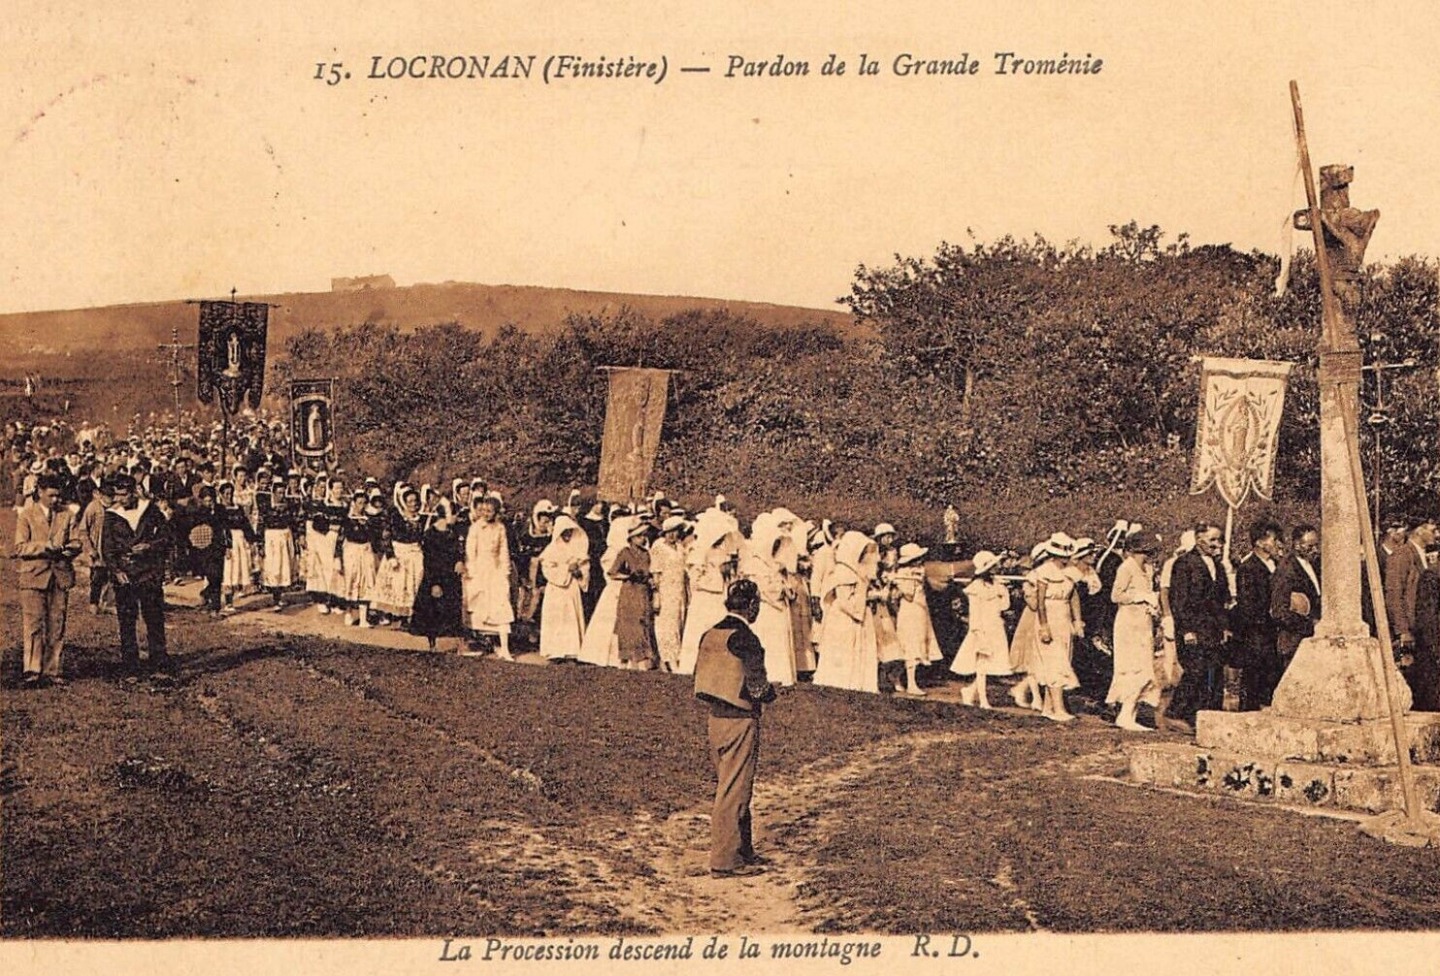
{"left": 289, "top": 378, "right": 336, "bottom": 469}
{"left": 1189, "top": 356, "right": 1294, "bottom": 508}
{"left": 197, "top": 300, "right": 269, "bottom": 415}
{"left": 597, "top": 367, "right": 670, "bottom": 504}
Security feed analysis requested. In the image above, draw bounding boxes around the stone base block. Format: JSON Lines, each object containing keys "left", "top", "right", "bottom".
{"left": 1195, "top": 709, "right": 1440, "bottom": 765}
{"left": 1127, "top": 741, "right": 1440, "bottom": 814}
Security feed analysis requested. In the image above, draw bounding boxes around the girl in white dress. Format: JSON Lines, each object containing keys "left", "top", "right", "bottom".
{"left": 1108, "top": 536, "right": 1161, "bottom": 731}
{"left": 952, "top": 550, "right": 1013, "bottom": 708}
{"left": 893, "top": 543, "right": 942, "bottom": 696}
{"left": 463, "top": 494, "right": 515, "bottom": 658}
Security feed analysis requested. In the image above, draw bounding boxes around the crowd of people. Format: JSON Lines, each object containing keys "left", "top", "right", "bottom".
{"left": 9, "top": 411, "right": 1440, "bottom": 729}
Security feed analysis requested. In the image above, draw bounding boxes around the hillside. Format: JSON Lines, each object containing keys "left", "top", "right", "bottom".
{"left": 0, "top": 280, "right": 856, "bottom": 422}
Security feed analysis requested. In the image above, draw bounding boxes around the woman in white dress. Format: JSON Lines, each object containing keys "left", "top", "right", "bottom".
{"left": 1108, "top": 535, "right": 1161, "bottom": 731}
{"left": 892, "top": 543, "right": 942, "bottom": 696}
{"left": 463, "top": 494, "right": 515, "bottom": 659}
{"left": 1030, "top": 533, "right": 1082, "bottom": 722}
{"left": 539, "top": 514, "right": 589, "bottom": 661}
{"left": 951, "top": 550, "right": 1013, "bottom": 708}
{"left": 577, "top": 516, "right": 635, "bottom": 667}
{"left": 650, "top": 516, "right": 690, "bottom": 672}
{"left": 743, "top": 515, "right": 797, "bottom": 687}
{"left": 678, "top": 511, "right": 740, "bottom": 675}
{"left": 812, "top": 531, "right": 881, "bottom": 694}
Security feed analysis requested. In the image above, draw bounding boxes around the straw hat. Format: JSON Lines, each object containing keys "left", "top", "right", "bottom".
{"left": 897, "top": 543, "right": 929, "bottom": 566}
{"left": 972, "top": 550, "right": 1001, "bottom": 575}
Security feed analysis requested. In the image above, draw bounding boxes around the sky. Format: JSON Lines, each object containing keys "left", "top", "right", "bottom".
{"left": 4, "top": 1, "right": 1439, "bottom": 316}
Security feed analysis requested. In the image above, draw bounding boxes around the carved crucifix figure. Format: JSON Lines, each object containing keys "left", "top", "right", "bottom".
{"left": 1294, "top": 164, "right": 1381, "bottom": 325}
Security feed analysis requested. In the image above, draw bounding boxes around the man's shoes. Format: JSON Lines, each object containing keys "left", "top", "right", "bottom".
{"left": 46, "top": 676, "right": 68, "bottom": 688}
{"left": 21, "top": 673, "right": 42, "bottom": 690}
{"left": 710, "top": 864, "right": 767, "bottom": 878}
{"left": 742, "top": 853, "right": 772, "bottom": 866}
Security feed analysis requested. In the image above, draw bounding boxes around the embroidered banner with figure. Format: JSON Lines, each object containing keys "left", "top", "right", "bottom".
{"left": 197, "top": 300, "right": 269, "bottom": 415}
{"left": 597, "top": 367, "right": 671, "bottom": 504}
{"left": 289, "top": 378, "right": 336, "bottom": 469}
{"left": 1189, "top": 356, "right": 1295, "bottom": 508}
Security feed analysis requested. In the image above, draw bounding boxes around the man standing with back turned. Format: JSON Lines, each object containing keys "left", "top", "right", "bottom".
{"left": 695, "top": 579, "right": 778, "bottom": 877}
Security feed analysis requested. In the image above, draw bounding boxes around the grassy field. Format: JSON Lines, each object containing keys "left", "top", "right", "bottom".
{"left": 4, "top": 508, "right": 1440, "bottom": 938}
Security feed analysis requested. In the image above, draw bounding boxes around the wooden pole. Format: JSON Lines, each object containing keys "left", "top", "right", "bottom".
{"left": 1340, "top": 401, "right": 1422, "bottom": 824}
{"left": 1290, "top": 81, "right": 1344, "bottom": 352}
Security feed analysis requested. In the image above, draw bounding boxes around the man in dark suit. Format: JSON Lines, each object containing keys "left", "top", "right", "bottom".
{"left": 1232, "top": 519, "right": 1282, "bottom": 711}
{"left": 695, "top": 579, "right": 778, "bottom": 877}
{"left": 1164, "top": 522, "right": 1231, "bottom": 727}
{"left": 1266, "top": 524, "right": 1322, "bottom": 704}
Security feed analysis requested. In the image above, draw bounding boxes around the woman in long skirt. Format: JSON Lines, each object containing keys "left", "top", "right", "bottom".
{"left": 743, "top": 515, "right": 797, "bottom": 687}
{"left": 610, "top": 521, "right": 658, "bottom": 669}
{"left": 892, "top": 543, "right": 942, "bottom": 696}
{"left": 539, "top": 515, "right": 590, "bottom": 661}
{"left": 650, "top": 516, "right": 689, "bottom": 672}
{"left": 1031, "top": 533, "right": 1081, "bottom": 722}
{"left": 259, "top": 477, "right": 299, "bottom": 610}
{"left": 218, "top": 481, "right": 257, "bottom": 613}
{"left": 410, "top": 508, "right": 465, "bottom": 650}
{"left": 678, "top": 512, "right": 739, "bottom": 674}
{"left": 463, "top": 494, "right": 515, "bottom": 658}
{"left": 812, "top": 531, "right": 881, "bottom": 694}
{"left": 1008, "top": 542, "right": 1048, "bottom": 711}
{"left": 952, "top": 550, "right": 1013, "bottom": 708}
{"left": 1109, "top": 535, "right": 1161, "bottom": 731}
{"left": 374, "top": 485, "right": 426, "bottom": 626}
{"left": 339, "top": 490, "right": 380, "bottom": 627}
{"left": 578, "top": 517, "right": 634, "bottom": 667}
{"left": 305, "top": 478, "right": 342, "bottom": 613}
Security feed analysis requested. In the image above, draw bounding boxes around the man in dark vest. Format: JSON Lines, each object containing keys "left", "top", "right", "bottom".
{"left": 694, "top": 579, "right": 778, "bottom": 877}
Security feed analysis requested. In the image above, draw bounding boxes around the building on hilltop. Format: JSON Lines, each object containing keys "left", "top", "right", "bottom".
{"left": 331, "top": 274, "right": 396, "bottom": 292}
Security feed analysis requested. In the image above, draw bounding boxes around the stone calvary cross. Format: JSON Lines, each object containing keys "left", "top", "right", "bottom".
{"left": 1129, "top": 84, "right": 1440, "bottom": 844}
{"left": 1273, "top": 81, "right": 1440, "bottom": 842}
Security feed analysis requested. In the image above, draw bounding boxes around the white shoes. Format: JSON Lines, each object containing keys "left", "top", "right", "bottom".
{"left": 358, "top": 616, "right": 372, "bottom": 629}
{"left": 344, "top": 613, "right": 356, "bottom": 626}
{"left": 316, "top": 604, "right": 330, "bottom": 615}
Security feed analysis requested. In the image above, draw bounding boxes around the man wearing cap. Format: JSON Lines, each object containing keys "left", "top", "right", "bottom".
{"left": 13, "top": 474, "right": 82, "bottom": 688}
{"left": 103, "top": 474, "right": 177, "bottom": 681}
{"left": 695, "top": 579, "right": 778, "bottom": 877}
